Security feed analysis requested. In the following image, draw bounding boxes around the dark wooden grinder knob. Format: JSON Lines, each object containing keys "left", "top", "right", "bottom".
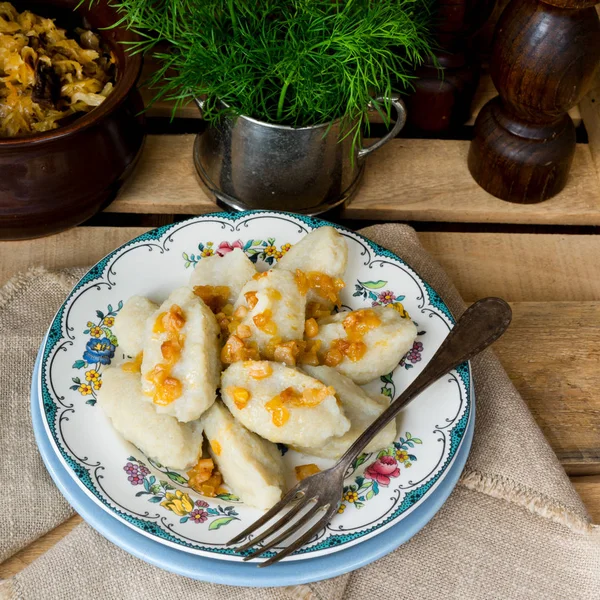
{"left": 468, "top": 0, "right": 600, "bottom": 203}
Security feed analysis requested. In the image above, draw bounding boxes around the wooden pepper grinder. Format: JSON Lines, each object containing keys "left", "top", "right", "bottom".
{"left": 468, "top": 0, "right": 600, "bottom": 203}
{"left": 404, "top": 0, "right": 496, "bottom": 134}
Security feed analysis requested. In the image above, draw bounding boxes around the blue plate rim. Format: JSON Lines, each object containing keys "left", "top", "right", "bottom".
{"left": 32, "top": 336, "right": 475, "bottom": 587}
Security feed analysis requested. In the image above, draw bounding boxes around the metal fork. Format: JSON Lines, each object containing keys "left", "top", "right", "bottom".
{"left": 226, "top": 297, "right": 512, "bottom": 566}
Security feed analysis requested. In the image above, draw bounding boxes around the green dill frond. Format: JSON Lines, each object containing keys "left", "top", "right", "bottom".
{"left": 104, "top": 0, "right": 434, "bottom": 135}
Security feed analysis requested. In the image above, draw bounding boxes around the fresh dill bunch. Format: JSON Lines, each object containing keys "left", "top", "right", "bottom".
{"left": 105, "top": 0, "right": 434, "bottom": 142}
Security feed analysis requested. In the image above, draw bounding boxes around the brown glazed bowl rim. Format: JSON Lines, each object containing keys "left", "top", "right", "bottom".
{"left": 0, "top": 4, "right": 141, "bottom": 149}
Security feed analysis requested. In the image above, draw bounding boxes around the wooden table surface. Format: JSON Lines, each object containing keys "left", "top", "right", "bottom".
{"left": 1, "top": 67, "right": 599, "bottom": 580}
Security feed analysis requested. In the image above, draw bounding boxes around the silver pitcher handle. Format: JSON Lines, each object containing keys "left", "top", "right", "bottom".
{"left": 193, "top": 97, "right": 206, "bottom": 116}
{"left": 358, "top": 96, "right": 407, "bottom": 159}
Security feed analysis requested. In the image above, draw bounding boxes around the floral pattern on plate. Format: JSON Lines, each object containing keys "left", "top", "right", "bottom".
{"left": 70, "top": 302, "right": 122, "bottom": 405}
{"left": 124, "top": 456, "right": 240, "bottom": 529}
{"left": 182, "top": 238, "right": 292, "bottom": 268}
{"left": 340, "top": 432, "right": 422, "bottom": 511}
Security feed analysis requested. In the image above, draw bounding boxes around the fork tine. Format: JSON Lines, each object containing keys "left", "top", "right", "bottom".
{"left": 235, "top": 496, "right": 310, "bottom": 553}
{"left": 243, "top": 501, "right": 323, "bottom": 561}
{"left": 226, "top": 486, "right": 305, "bottom": 546}
{"left": 259, "top": 506, "right": 335, "bottom": 567}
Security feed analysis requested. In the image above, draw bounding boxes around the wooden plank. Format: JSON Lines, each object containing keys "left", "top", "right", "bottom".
{"left": 493, "top": 301, "right": 600, "bottom": 476}
{"left": 0, "top": 515, "right": 82, "bottom": 579}
{"left": 345, "top": 140, "right": 600, "bottom": 224}
{"left": 0, "top": 227, "right": 150, "bottom": 284}
{"left": 107, "top": 135, "right": 600, "bottom": 225}
{"left": 579, "top": 69, "right": 600, "bottom": 182}
{"left": 139, "top": 57, "right": 197, "bottom": 120}
{"left": 1, "top": 228, "right": 599, "bottom": 477}
{"left": 418, "top": 232, "right": 600, "bottom": 302}
{"left": 2, "top": 228, "right": 600, "bottom": 302}
{"left": 572, "top": 476, "right": 600, "bottom": 523}
{"left": 112, "top": 136, "right": 210, "bottom": 215}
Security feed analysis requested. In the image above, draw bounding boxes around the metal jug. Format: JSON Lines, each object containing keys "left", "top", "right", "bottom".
{"left": 193, "top": 97, "right": 406, "bottom": 215}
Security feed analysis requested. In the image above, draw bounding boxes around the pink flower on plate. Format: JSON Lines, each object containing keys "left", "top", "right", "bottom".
{"left": 217, "top": 240, "right": 244, "bottom": 256}
{"left": 377, "top": 290, "right": 397, "bottom": 305}
{"left": 189, "top": 508, "right": 208, "bottom": 524}
{"left": 364, "top": 455, "right": 400, "bottom": 486}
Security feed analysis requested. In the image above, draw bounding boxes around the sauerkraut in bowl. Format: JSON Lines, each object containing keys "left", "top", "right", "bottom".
{"left": 0, "top": 1, "right": 115, "bottom": 138}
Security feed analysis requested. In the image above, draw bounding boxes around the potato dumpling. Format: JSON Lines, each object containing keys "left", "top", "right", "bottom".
{"left": 297, "top": 365, "right": 396, "bottom": 459}
{"left": 277, "top": 226, "right": 348, "bottom": 279}
{"left": 277, "top": 227, "right": 348, "bottom": 308}
{"left": 314, "top": 305, "right": 417, "bottom": 384}
{"left": 112, "top": 296, "right": 158, "bottom": 357}
{"left": 141, "top": 286, "right": 220, "bottom": 422}
{"left": 231, "top": 269, "right": 306, "bottom": 354}
{"left": 189, "top": 248, "right": 256, "bottom": 307}
{"left": 201, "top": 401, "right": 286, "bottom": 510}
{"left": 98, "top": 367, "right": 203, "bottom": 470}
{"left": 221, "top": 361, "right": 350, "bottom": 447}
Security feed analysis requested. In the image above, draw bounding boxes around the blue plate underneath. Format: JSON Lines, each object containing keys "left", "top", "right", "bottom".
{"left": 31, "top": 340, "right": 474, "bottom": 587}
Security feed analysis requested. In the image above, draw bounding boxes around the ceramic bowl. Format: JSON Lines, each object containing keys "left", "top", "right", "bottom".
{"left": 0, "top": 0, "right": 145, "bottom": 240}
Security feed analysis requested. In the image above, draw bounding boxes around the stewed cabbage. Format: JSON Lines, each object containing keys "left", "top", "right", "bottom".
{"left": 0, "top": 2, "right": 115, "bottom": 138}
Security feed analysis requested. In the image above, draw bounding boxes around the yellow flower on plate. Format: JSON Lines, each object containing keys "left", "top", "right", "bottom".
{"left": 390, "top": 302, "right": 410, "bottom": 320}
{"left": 93, "top": 380, "right": 102, "bottom": 391}
{"left": 337, "top": 503, "right": 346, "bottom": 514}
{"left": 85, "top": 369, "right": 100, "bottom": 383}
{"left": 280, "top": 243, "right": 292, "bottom": 255}
{"left": 344, "top": 490, "right": 359, "bottom": 503}
{"left": 160, "top": 490, "right": 194, "bottom": 516}
{"left": 201, "top": 248, "right": 214, "bottom": 257}
{"left": 78, "top": 383, "right": 93, "bottom": 396}
{"left": 89, "top": 326, "right": 104, "bottom": 338}
{"left": 396, "top": 449, "right": 409, "bottom": 463}
{"left": 103, "top": 316, "right": 115, "bottom": 327}
{"left": 275, "top": 251, "right": 283, "bottom": 260}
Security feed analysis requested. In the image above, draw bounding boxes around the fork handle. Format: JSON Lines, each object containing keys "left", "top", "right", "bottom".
{"left": 336, "top": 297, "right": 512, "bottom": 473}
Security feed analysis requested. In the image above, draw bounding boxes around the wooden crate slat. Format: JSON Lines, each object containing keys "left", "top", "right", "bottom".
{"left": 0, "top": 515, "right": 83, "bottom": 579}
{"left": 112, "top": 135, "right": 212, "bottom": 214}
{"left": 2, "top": 228, "right": 599, "bottom": 302}
{"left": 139, "top": 57, "right": 197, "bottom": 120}
{"left": 572, "top": 476, "right": 600, "bottom": 522}
{"left": 418, "top": 232, "right": 600, "bottom": 302}
{"left": 579, "top": 69, "right": 600, "bottom": 183}
{"left": 108, "top": 135, "right": 600, "bottom": 225}
{"left": 349, "top": 139, "right": 600, "bottom": 224}
{"left": 493, "top": 301, "right": 600, "bottom": 476}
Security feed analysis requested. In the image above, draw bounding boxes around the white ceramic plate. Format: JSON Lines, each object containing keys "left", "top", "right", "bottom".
{"left": 40, "top": 211, "right": 472, "bottom": 562}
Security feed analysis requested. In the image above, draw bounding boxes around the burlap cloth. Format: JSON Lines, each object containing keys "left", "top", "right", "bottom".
{"left": 1, "top": 224, "right": 599, "bottom": 600}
